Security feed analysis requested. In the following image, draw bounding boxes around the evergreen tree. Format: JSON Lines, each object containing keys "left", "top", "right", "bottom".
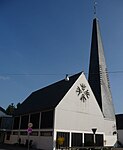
{"left": 6, "top": 103, "right": 15, "bottom": 115}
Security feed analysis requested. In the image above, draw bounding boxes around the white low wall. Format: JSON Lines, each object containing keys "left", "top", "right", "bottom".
{"left": 5, "top": 134, "right": 53, "bottom": 150}
{"left": 105, "top": 135, "right": 117, "bottom": 146}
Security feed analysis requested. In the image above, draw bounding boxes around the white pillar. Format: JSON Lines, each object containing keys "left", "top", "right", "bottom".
{"left": 83, "top": 133, "right": 84, "bottom": 146}
{"left": 69, "top": 132, "right": 71, "bottom": 147}
{"left": 53, "top": 129, "right": 56, "bottom": 150}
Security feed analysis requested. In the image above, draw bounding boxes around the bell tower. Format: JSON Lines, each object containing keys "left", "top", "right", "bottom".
{"left": 88, "top": 18, "right": 115, "bottom": 120}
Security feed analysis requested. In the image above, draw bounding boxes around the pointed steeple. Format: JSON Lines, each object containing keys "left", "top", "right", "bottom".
{"left": 88, "top": 18, "right": 115, "bottom": 120}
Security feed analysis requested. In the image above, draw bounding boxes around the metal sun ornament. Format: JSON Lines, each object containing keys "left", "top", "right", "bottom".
{"left": 76, "top": 83, "right": 90, "bottom": 102}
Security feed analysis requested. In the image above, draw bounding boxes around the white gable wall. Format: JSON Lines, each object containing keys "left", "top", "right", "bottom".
{"left": 54, "top": 73, "right": 117, "bottom": 146}
{"left": 55, "top": 73, "right": 103, "bottom": 131}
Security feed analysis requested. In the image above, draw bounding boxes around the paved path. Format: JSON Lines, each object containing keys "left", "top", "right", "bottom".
{"left": 0, "top": 144, "right": 39, "bottom": 150}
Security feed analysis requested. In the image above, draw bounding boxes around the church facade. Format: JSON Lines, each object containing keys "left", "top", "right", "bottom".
{"left": 4, "top": 18, "right": 117, "bottom": 150}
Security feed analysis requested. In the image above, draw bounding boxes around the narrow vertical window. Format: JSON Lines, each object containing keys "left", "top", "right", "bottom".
{"left": 20, "top": 115, "right": 29, "bottom": 129}
{"left": 71, "top": 133, "right": 83, "bottom": 147}
{"left": 40, "top": 110, "right": 54, "bottom": 129}
{"left": 13, "top": 116, "right": 20, "bottom": 129}
{"left": 30, "top": 113, "right": 40, "bottom": 129}
{"left": 56, "top": 132, "right": 70, "bottom": 148}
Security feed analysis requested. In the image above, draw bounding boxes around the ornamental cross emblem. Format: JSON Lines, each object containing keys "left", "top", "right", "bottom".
{"left": 76, "top": 83, "right": 90, "bottom": 102}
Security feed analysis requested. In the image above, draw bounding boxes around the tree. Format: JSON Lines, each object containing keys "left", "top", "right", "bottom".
{"left": 6, "top": 103, "right": 16, "bottom": 115}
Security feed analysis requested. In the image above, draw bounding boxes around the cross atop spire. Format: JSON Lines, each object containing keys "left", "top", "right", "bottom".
{"left": 93, "top": 0, "right": 97, "bottom": 17}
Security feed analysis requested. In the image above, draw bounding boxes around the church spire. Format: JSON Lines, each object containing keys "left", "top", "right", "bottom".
{"left": 88, "top": 18, "right": 115, "bottom": 120}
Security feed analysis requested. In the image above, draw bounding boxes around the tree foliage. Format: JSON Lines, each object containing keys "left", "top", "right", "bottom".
{"left": 6, "top": 102, "right": 21, "bottom": 115}
{"left": 6, "top": 103, "right": 16, "bottom": 115}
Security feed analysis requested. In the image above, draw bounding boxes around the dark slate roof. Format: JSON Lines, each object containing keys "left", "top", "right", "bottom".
{"left": 14, "top": 72, "right": 82, "bottom": 116}
{"left": 116, "top": 114, "right": 123, "bottom": 130}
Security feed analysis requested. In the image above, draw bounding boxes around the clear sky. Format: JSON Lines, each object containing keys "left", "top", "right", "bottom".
{"left": 0, "top": 0, "right": 123, "bottom": 114}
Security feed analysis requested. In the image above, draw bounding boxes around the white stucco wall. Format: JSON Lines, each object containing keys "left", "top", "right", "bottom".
{"left": 4, "top": 134, "right": 18, "bottom": 144}
{"left": 6, "top": 132, "right": 53, "bottom": 150}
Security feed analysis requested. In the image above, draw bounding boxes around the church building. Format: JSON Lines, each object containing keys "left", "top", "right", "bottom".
{"left": 4, "top": 18, "right": 117, "bottom": 150}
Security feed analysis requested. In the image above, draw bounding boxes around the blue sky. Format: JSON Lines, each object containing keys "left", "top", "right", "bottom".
{"left": 0, "top": 0, "right": 123, "bottom": 114}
